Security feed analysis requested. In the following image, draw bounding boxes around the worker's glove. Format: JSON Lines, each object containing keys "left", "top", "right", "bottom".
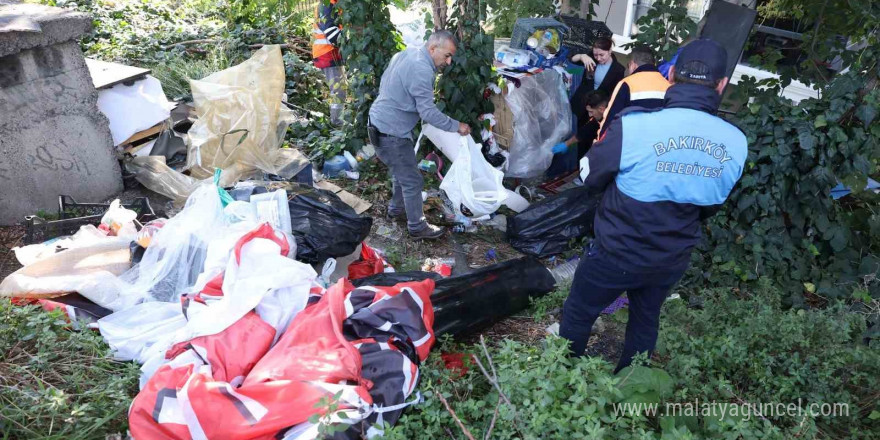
{"left": 551, "top": 142, "right": 568, "bottom": 154}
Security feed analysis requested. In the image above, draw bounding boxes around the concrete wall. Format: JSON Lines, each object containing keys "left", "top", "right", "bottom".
{"left": 0, "top": 2, "right": 122, "bottom": 225}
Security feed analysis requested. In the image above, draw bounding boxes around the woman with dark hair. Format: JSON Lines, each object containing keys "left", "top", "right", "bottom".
{"left": 569, "top": 37, "right": 625, "bottom": 123}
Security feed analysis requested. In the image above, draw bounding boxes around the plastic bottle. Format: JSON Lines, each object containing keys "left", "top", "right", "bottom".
{"left": 452, "top": 215, "right": 475, "bottom": 233}
{"left": 549, "top": 258, "right": 580, "bottom": 284}
{"left": 452, "top": 224, "right": 477, "bottom": 233}
{"left": 343, "top": 151, "right": 358, "bottom": 170}
{"left": 356, "top": 144, "right": 376, "bottom": 162}
{"left": 437, "top": 257, "right": 456, "bottom": 266}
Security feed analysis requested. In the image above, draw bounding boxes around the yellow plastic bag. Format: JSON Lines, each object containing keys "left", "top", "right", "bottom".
{"left": 185, "top": 45, "right": 303, "bottom": 186}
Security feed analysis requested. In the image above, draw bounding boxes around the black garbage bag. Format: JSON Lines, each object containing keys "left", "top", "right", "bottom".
{"left": 351, "top": 271, "right": 444, "bottom": 288}
{"left": 288, "top": 185, "right": 373, "bottom": 263}
{"left": 432, "top": 257, "right": 556, "bottom": 337}
{"left": 507, "top": 186, "right": 601, "bottom": 258}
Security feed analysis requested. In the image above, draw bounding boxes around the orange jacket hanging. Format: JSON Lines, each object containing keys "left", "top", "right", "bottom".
{"left": 312, "top": 0, "right": 342, "bottom": 68}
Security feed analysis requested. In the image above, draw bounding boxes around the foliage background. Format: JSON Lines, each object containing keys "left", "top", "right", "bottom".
{"left": 434, "top": 0, "right": 497, "bottom": 136}
{"left": 338, "top": 0, "right": 405, "bottom": 146}
{"left": 485, "top": 0, "right": 557, "bottom": 37}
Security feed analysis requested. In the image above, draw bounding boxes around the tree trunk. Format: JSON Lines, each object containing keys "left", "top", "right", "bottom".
{"left": 432, "top": 0, "right": 448, "bottom": 30}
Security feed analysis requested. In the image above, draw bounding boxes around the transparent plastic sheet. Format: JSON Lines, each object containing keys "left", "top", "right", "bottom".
{"left": 505, "top": 70, "right": 572, "bottom": 178}
{"left": 114, "top": 184, "right": 229, "bottom": 308}
{"left": 125, "top": 156, "right": 200, "bottom": 204}
{"left": 185, "top": 45, "right": 304, "bottom": 186}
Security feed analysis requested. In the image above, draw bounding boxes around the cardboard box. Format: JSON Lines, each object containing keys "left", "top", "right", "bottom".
{"left": 490, "top": 91, "right": 514, "bottom": 149}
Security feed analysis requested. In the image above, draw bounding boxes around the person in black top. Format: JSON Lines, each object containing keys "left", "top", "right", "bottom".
{"left": 569, "top": 37, "right": 626, "bottom": 124}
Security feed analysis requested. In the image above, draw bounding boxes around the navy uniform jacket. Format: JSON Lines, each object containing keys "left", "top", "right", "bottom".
{"left": 581, "top": 83, "right": 748, "bottom": 272}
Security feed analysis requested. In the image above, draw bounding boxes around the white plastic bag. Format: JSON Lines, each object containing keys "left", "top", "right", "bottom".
{"left": 419, "top": 124, "right": 466, "bottom": 162}
{"left": 439, "top": 137, "right": 508, "bottom": 217}
{"left": 12, "top": 224, "right": 109, "bottom": 266}
{"left": 98, "top": 301, "right": 186, "bottom": 363}
{"left": 115, "top": 184, "right": 228, "bottom": 307}
{"left": 0, "top": 239, "right": 132, "bottom": 308}
{"left": 101, "top": 199, "right": 138, "bottom": 239}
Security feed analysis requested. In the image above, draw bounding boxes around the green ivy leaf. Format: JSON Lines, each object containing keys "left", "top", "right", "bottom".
{"left": 814, "top": 115, "right": 827, "bottom": 128}
{"left": 797, "top": 131, "right": 815, "bottom": 150}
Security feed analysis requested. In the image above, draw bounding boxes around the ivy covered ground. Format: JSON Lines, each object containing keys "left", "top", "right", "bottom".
{"left": 1, "top": 0, "right": 878, "bottom": 438}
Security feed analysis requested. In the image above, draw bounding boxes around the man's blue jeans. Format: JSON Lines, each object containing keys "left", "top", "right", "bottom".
{"left": 373, "top": 133, "right": 428, "bottom": 233}
{"left": 559, "top": 243, "right": 686, "bottom": 373}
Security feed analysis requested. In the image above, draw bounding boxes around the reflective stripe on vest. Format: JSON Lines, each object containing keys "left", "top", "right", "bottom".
{"left": 312, "top": 2, "right": 340, "bottom": 60}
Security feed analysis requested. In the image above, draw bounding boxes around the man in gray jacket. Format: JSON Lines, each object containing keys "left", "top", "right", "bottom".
{"left": 369, "top": 30, "right": 471, "bottom": 240}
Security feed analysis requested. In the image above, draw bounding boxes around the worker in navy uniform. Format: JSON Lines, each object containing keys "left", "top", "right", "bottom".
{"left": 559, "top": 39, "right": 748, "bottom": 372}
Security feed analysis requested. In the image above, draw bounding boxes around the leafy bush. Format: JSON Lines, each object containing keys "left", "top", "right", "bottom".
{"left": 485, "top": 0, "right": 557, "bottom": 37}
{"left": 339, "top": 0, "right": 405, "bottom": 144}
{"left": 624, "top": 0, "right": 880, "bottom": 303}
{"left": 385, "top": 281, "right": 878, "bottom": 439}
{"left": 0, "top": 300, "right": 140, "bottom": 439}
{"left": 284, "top": 51, "right": 331, "bottom": 114}
{"left": 659, "top": 279, "right": 880, "bottom": 438}
{"left": 625, "top": 0, "right": 696, "bottom": 61}
{"left": 435, "top": 0, "right": 496, "bottom": 134}
{"left": 684, "top": 67, "right": 880, "bottom": 302}
{"left": 45, "top": 0, "right": 227, "bottom": 65}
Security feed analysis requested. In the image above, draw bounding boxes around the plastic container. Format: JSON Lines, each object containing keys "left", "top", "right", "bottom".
{"left": 418, "top": 159, "right": 437, "bottom": 173}
{"left": 356, "top": 144, "right": 375, "bottom": 162}
{"left": 495, "top": 46, "right": 532, "bottom": 67}
{"left": 549, "top": 258, "right": 580, "bottom": 284}
{"left": 322, "top": 155, "right": 351, "bottom": 177}
{"left": 556, "top": 15, "right": 613, "bottom": 57}
{"left": 451, "top": 224, "right": 477, "bottom": 233}
{"left": 24, "top": 196, "right": 156, "bottom": 245}
{"left": 343, "top": 151, "right": 358, "bottom": 170}
{"left": 250, "top": 189, "right": 293, "bottom": 234}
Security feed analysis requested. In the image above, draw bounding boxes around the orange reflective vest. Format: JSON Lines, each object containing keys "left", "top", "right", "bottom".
{"left": 599, "top": 66, "right": 670, "bottom": 136}
{"left": 312, "top": 0, "right": 341, "bottom": 60}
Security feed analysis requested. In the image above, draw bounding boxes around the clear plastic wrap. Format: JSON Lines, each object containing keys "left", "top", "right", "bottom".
{"left": 125, "top": 155, "right": 200, "bottom": 204}
{"left": 185, "top": 45, "right": 305, "bottom": 186}
{"left": 505, "top": 70, "right": 572, "bottom": 178}
{"left": 115, "top": 184, "right": 229, "bottom": 307}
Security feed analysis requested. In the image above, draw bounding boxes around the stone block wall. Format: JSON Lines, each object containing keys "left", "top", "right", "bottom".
{"left": 0, "top": 2, "right": 122, "bottom": 225}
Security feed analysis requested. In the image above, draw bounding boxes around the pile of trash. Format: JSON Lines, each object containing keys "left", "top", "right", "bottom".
{"left": 1, "top": 179, "right": 565, "bottom": 438}
{"left": 0, "top": 41, "right": 603, "bottom": 439}
{"left": 2, "top": 180, "right": 426, "bottom": 438}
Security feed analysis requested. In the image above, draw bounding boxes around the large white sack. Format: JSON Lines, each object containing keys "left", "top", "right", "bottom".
{"left": 439, "top": 136, "right": 508, "bottom": 217}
